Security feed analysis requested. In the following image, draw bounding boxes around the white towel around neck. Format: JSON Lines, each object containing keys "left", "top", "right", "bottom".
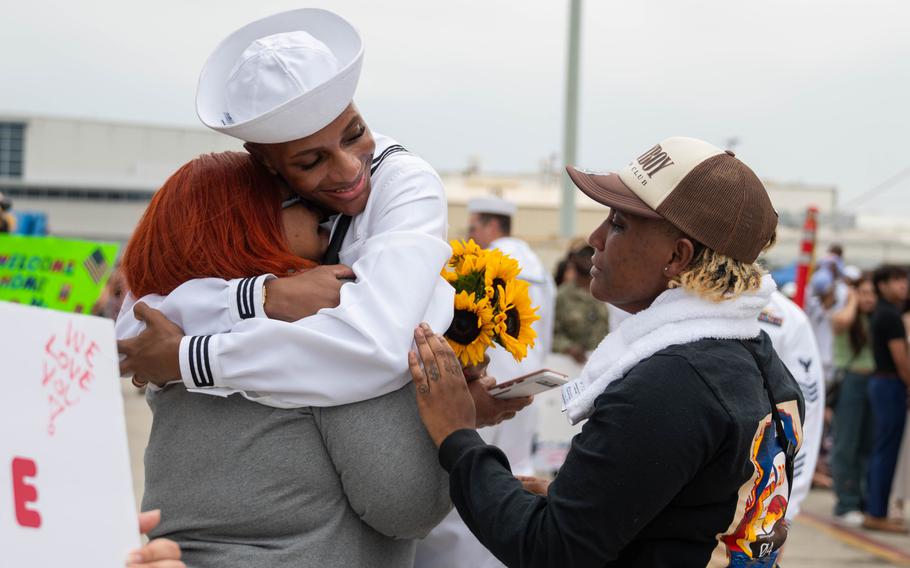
{"left": 562, "top": 274, "right": 777, "bottom": 425}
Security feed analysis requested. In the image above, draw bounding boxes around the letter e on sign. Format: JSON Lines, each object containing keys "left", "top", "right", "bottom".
{"left": 12, "top": 457, "right": 41, "bottom": 528}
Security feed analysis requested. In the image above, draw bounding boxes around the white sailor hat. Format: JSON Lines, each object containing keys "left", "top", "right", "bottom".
{"left": 196, "top": 8, "right": 363, "bottom": 144}
{"left": 467, "top": 196, "right": 517, "bottom": 217}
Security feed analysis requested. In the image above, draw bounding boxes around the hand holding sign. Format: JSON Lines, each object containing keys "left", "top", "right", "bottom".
{"left": 127, "top": 510, "right": 184, "bottom": 568}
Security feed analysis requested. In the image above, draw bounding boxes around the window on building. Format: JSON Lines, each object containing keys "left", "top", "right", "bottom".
{"left": 0, "top": 122, "right": 25, "bottom": 178}
{"left": 0, "top": 184, "right": 155, "bottom": 202}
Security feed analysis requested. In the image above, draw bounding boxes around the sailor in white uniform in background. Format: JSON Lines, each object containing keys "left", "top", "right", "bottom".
{"left": 415, "top": 196, "right": 556, "bottom": 568}
{"left": 757, "top": 290, "right": 825, "bottom": 520}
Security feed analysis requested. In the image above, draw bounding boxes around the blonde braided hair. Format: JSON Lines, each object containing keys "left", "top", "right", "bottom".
{"left": 668, "top": 234, "right": 776, "bottom": 303}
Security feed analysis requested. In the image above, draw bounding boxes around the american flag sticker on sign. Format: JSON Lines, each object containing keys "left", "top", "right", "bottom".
{"left": 82, "top": 248, "right": 108, "bottom": 285}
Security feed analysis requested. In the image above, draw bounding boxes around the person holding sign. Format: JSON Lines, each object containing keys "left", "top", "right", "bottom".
{"left": 408, "top": 138, "right": 806, "bottom": 567}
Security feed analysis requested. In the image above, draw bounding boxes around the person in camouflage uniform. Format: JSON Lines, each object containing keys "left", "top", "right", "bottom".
{"left": 553, "top": 246, "right": 610, "bottom": 364}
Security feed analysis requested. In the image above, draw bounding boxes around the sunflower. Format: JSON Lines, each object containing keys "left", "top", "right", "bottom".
{"left": 456, "top": 253, "right": 488, "bottom": 276}
{"left": 445, "top": 291, "right": 496, "bottom": 366}
{"left": 483, "top": 250, "right": 521, "bottom": 303}
{"left": 449, "top": 239, "right": 484, "bottom": 272}
{"left": 451, "top": 239, "right": 483, "bottom": 258}
{"left": 494, "top": 278, "right": 541, "bottom": 361}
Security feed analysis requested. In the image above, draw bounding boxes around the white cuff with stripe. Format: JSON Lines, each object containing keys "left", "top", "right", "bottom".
{"left": 227, "top": 274, "right": 275, "bottom": 323}
{"left": 179, "top": 334, "right": 220, "bottom": 389}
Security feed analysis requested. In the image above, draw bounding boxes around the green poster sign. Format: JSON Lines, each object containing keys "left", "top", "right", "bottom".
{"left": 0, "top": 235, "right": 119, "bottom": 314}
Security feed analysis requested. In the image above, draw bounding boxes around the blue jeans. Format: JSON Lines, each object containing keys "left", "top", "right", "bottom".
{"left": 866, "top": 376, "right": 907, "bottom": 518}
{"left": 832, "top": 371, "right": 873, "bottom": 515}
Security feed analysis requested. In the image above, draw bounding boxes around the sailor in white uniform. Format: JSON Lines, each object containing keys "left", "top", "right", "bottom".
{"left": 415, "top": 196, "right": 557, "bottom": 568}
{"left": 117, "top": 10, "right": 534, "bottom": 429}
{"left": 757, "top": 290, "right": 825, "bottom": 520}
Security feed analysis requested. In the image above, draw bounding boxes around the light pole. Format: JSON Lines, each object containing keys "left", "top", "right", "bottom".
{"left": 560, "top": 0, "right": 582, "bottom": 238}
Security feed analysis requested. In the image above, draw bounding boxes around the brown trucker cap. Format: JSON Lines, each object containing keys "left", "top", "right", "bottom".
{"left": 567, "top": 136, "right": 778, "bottom": 263}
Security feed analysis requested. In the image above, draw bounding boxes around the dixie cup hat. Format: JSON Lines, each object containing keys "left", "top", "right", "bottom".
{"left": 467, "top": 196, "right": 517, "bottom": 217}
{"left": 196, "top": 8, "right": 363, "bottom": 144}
{"left": 567, "top": 137, "right": 778, "bottom": 263}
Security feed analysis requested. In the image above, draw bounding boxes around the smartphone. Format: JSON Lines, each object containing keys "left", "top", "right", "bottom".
{"left": 488, "top": 369, "right": 569, "bottom": 399}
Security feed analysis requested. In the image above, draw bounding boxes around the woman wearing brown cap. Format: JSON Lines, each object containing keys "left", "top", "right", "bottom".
{"left": 409, "top": 137, "right": 806, "bottom": 567}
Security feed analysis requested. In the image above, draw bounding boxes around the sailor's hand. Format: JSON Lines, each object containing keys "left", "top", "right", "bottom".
{"left": 118, "top": 303, "right": 182, "bottom": 387}
{"left": 264, "top": 265, "right": 355, "bottom": 322}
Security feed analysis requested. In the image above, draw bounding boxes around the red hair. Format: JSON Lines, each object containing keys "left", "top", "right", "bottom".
{"left": 123, "top": 151, "right": 315, "bottom": 298}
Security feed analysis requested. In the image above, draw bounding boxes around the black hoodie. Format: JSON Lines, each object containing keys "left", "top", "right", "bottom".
{"left": 439, "top": 332, "right": 805, "bottom": 568}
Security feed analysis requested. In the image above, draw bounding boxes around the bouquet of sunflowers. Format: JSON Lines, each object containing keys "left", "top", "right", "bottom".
{"left": 442, "top": 239, "right": 540, "bottom": 366}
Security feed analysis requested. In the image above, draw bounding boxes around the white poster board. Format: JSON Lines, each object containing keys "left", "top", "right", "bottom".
{"left": 0, "top": 302, "right": 139, "bottom": 566}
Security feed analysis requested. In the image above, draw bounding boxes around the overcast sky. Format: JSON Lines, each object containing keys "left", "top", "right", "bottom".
{"left": 2, "top": 0, "right": 908, "bottom": 212}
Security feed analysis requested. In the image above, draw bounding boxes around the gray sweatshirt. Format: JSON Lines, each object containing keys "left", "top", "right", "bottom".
{"left": 142, "top": 382, "right": 451, "bottom": 568}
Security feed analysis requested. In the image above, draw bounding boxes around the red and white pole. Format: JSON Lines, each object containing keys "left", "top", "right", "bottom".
{"left": 793, "top": 206, "right": 819, "bottom": 309}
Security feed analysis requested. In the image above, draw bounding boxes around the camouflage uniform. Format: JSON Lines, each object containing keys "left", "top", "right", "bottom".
{"left": 552, "top": 282, "right": 610, "bottom": 354}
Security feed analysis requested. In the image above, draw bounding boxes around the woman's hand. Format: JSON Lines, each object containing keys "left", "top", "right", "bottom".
{"left": 468, "top": 376, "right": 533, "bottom": 428}
{"left": 409, "top": 323, "right": 535, "bottom": 446}
{"left": 127, "top": 510, "right": 184, "bottom": 568}
{"left": 462, "top": 354, "right": 490, "bottom": 382}
{"left": 117, "top": 303, "right": 183, "bottom": 387}
{"left": 264, "top": 265, "right": 356, "bottom": 322}
{"left": 409, "top": 323, "right": 477, "bottom": 447}
{"left": 515, "top": 475, "right": 551, "bottom": 496}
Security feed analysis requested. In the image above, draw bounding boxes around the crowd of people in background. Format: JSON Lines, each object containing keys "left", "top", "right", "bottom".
{"left": 0, "top": 191, "right": 49, "bottom": 235}
{"left": 820, "top": 258, "right": 910, "bottom": 532}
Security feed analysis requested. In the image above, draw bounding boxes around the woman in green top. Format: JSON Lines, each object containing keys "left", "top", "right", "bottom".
{"left": 830, "top": 273, "right": 877, "bottom": 525}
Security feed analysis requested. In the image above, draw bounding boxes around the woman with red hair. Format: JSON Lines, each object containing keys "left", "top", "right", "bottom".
{"left": 122, "top": 151, "right": 324, "bottom": 299}
{"left": 117, "top": 151, "right": 451, "bottom": 567}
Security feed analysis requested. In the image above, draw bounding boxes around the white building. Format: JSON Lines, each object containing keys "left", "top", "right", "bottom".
{"left": 0, "top": 113, "right": 240, "bottom": 241}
